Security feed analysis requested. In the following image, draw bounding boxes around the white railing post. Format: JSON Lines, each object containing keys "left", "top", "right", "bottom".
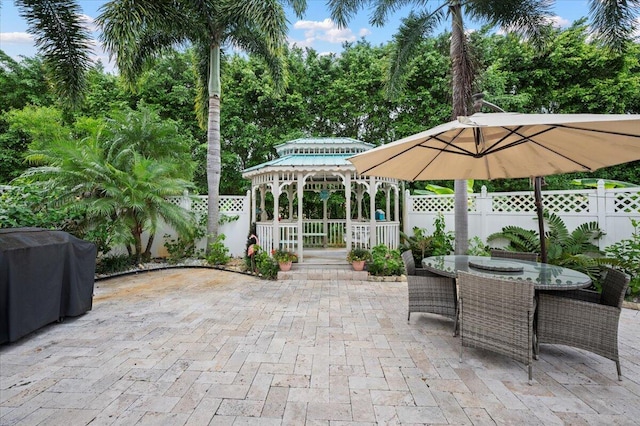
{"left": 404, "top": 189, "right": 411, "bottom": 234}
{"left": 181, "top": 190, "right": 191, "bottom": 211}
{"left": 477, "top": 185, "right": 491, "bottom": 242}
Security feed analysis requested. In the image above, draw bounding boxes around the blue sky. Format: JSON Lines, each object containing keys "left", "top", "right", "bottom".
{"left": 0, "top": 1, "right": 593, "bottom": 71}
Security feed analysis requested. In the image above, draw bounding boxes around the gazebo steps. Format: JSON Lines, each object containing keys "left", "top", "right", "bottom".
{"left": 277, "top": 264, "right": 368, "bottom": 281}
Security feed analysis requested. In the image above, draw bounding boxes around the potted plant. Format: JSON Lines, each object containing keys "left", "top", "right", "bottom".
{"left": 346, "top": 247, "right": 371, "bottom": 271}
{"left": 272, "top": 249, "right": 297, "bottom": 271}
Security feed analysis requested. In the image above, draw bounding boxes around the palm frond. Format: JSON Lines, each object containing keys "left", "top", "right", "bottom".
{"left": 386, "top": 11, "right": 440, "bottom": 100}
{"left": 97, "top": 0, "right": 188, "bottom": 84}
{"left": 588, "top": 0, "right": 640, "bottom": 51}
{"left": 17, "top": 0, "right": 92, "bottom": 107}
{"left": 327, "top": 0, "right": 369, "bottom": 28}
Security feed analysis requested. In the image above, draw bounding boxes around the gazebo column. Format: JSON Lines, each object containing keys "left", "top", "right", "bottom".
{"left": 259, "top": 185, "right": 267, "bottom": 222}
{"left": 272, "top": 176, "right": 280, "bottom": 249}
{"left": 322, "top": 193, "right": 328, "bottom": 248}
{"left": 287, "top": 186, "right": 295, "bottom": 219}
{"left": 385, "top": 186, "right": 391, "bottom": 220}
{"left": 345, "top": 173, "right": 352, "bottom": 250}
{"left": 251, "top": 182, "right": 257, "bottom": 223}
{"left": 296, "top": 172, "right": 304, "bottom": 262}
{"left": 369, "top": 176, "right": 376, "bottom": 248}
{"left": 356, "top": 185, "right": 364, "bottom": 220}
{"left": 394, "top": 186, "right": 399, "bottom": 222}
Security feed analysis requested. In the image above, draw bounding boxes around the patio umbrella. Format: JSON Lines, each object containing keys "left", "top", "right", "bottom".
{"left": 348, "top": 113, "right": 640, "bottom": 262}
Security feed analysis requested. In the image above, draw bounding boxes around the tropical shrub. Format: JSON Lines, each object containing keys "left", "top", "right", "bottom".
{"left": 346, "top": 247, "right": 371, "bottom": 262}
{"left": 399, "top": 227, "right": 432, "bottom": 265}
{"left": 206, "top": 234, "right": 231, "bottom": 266}
{"left": 467, "top": 236, "right": 490, "bottom": 256}
{"left": 20, "top": 107, "right": 197, "bottom": 262}
{"left": 272, "top": 248, "right": 297, "bottom": 263}
{"left": 487, "top": 212, "right": 606, "bottom": 278}
{"left": 367, "top": 244, "right": 403, "bottom": 276}
{"left": 250, "top": 246, "right": 278, "bottom": 279}
{"left": 605, "top": 219, "right": 640, "bottom": 298}
{"left": 399, "top": 213, "right": 454, "bottom": 263}
{"left": 163, "top": 216, "right": 206, "bottom": 264}
{"left": 431, "top": 213, "right": 455, "bottom": 255}
{"left": 95, "top": 253, "right": 136, "bottom": 275}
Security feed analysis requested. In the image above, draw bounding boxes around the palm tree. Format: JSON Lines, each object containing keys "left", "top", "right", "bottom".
{"left": 328, "top": 0, "right": 639, "bottom": 254}
{"left": 97, "top": 0, "right": 306, "bottom": 250}
{"left": 14, "top": 0, "right": 92, "bottom": 108}
{"left": 22, "top": 107, "right": 197, "bottom": 262}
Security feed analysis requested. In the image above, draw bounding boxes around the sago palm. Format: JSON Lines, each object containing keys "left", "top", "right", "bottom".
{"left": 97, "top": 0, "right": 306, "bottom": 251}
{"left": 22, "top": 108, "right": 197, "bottom": 262}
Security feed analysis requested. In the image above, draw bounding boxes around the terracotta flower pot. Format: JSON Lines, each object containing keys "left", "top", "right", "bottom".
{"left": 279, "top": 261, "right": 293, "bottom": 271}
{"left": 351, "top": 260, "right": 366, "bottom": 271}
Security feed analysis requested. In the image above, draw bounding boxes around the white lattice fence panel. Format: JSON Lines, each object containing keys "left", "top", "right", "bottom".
{"left": 166, "top": 196, "right": 182, "bottom": 207}
{"left": 220, "top": 196, "right": 245, "bottom": 213}
{"left": 411, "top": 196, "right": 455, "bottom": 213}
{"left": 542, "top": 193, "right": 589, "bottom": 213}
{"left": 492, "top": 194, "right": 535, "bottom": 212}
{"left": 191, "top": 197, "right": 207, "bottom": 215}
{"left": 614, "top": 192, "right": 640, "bottom": 213}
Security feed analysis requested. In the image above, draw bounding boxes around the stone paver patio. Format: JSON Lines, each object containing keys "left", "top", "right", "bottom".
{"left": 1, "top": 268, "right": 639, "bottom": 425}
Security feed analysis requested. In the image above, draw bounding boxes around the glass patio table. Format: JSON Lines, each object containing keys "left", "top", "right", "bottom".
{"left": 422, "top": 255, "right": 592, "bottom": 290}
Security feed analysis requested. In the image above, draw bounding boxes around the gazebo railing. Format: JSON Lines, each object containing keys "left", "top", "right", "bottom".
{"left": 256, "top": 220, "right": 399, "bottom": 254}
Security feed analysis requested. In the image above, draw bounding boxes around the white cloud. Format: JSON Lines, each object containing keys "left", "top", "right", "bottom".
{"left": 358, "top": 28, "right": 371, "bottom": 38}
{"left": 291, "top": 18, "right": 364, "bottom": 46}
{"left": 547, "top": 15, "right": 570, "bottom": 28}
{"left": 0, "top": 32, "right": 33, "bottom": 44}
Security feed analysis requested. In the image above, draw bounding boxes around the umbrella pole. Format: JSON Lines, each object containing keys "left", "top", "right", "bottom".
{"left": 534, "top": 176, "right": 547, "bottom": 263}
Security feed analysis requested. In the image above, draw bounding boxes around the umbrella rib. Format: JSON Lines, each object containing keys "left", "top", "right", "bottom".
{"left": 355, "top": 128, "right": 466, "bottom": 177}
{"left": 554, "top": 123, "right": 640, "bottom": 139}
{"left": 486, "top": 126, "right": 595, "bottom": 172}
{"left": 412, "top": 128, "right": 471, "bottom": 180}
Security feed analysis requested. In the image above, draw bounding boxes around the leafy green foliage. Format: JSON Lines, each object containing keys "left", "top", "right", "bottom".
{"left": 431, "top": 213, "right": 455, "bottom": 256}
{"left": 487, "top": 212, "right": 606, "bottom": 278}
{"left": 367, "top": 244, "right": 403, "bottom": 276}
{"left": 400, "top": 213, "right": 455, "bottom": 263}
{"left": 163, "top": 230, "right": 204, "bottom": 265}
{"left": 271, "top": 248, "right": 297, "bottom": 263}
{"left": 17, "top": 106, "right": 197, "bottom": 262}
{"left": 206, "top": 234, "right": 231, "bottom": 266}
{"left": 346, "top": 248, "right": 371, "bottom": 262}
{"left": 605, "top": 219, "right": 640, "bottom": 298}
{"left": 95, "top": 253, "right": 135, "bottom": 275}
{"left": 467, "top": 237, "right": 490, "bottom": 256}
{"left": 399, "top": 227, "right": 433, "bottom": 265}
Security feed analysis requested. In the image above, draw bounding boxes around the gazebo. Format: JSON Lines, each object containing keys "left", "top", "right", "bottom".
{"left": 242, "top": 138, "right": 400, "bottom": 262}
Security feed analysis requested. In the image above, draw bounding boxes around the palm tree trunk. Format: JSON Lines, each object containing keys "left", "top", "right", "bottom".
{"left": 206, "top": 44, "right": 222, "bottom": 251}
{"left": 450, "top": 0, "right": 471, "bottom": 254}
{"left": 133, "top": 227, "right": 143, "bottom": 263}
{"left": 143, "top": 232, "right": 155, "bottom": 261}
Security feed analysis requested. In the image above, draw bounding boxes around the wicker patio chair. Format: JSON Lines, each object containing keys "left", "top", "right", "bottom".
{"left": 490, "top": 249, "right": 538, "bottom": 262}
{"left": 458, "top": 271, "right": 536, "bottom": 384}
{"left": 401, "top": 251, "right": 458, "bottom": 334}
{"left": 536, "top": 268, "right": 630, "bottom": 380}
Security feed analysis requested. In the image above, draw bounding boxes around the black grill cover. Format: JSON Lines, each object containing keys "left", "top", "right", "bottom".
{"left": 0, "top": 228, "right": 97, "bottom": 343}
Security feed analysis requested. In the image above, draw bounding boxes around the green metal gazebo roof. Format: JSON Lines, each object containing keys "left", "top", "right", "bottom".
{"left": 242, "top": 137, "right": 375, "bottom": 176}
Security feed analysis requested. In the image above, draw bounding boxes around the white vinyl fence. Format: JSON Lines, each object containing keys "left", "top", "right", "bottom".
{"left": 404, "top": 181, "right": 640, "bottom": 251}
{"left": 4, "top": 182, "right": 638, "bottom": 257}
{"left": 150, "top": 191, "right": 250, "bottom": 257}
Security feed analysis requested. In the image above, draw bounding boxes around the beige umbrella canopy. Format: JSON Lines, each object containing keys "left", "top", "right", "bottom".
{"left": 349, "top": 113, "right": 640, "bottom": 181}
{"left": 349, "top": 113, "right": 640, "bottom": 261}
